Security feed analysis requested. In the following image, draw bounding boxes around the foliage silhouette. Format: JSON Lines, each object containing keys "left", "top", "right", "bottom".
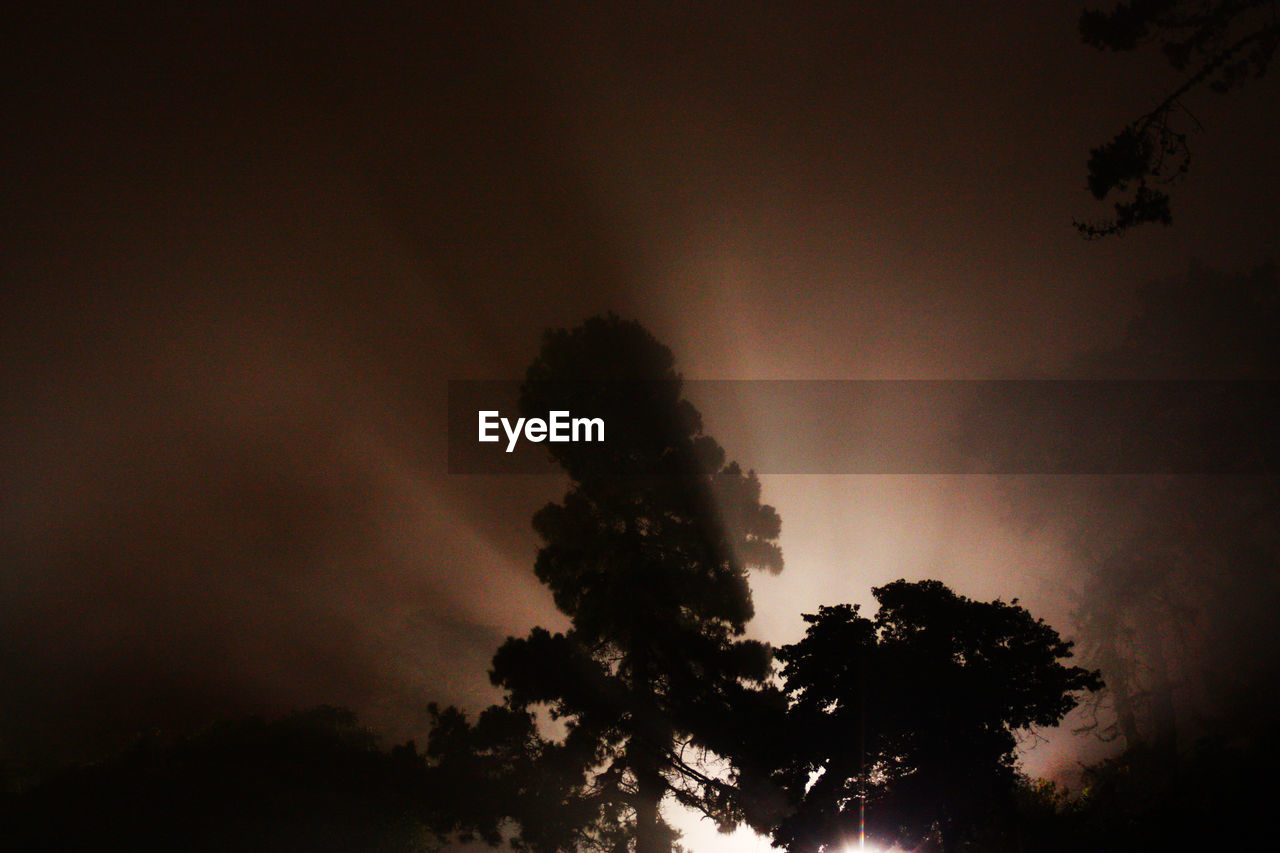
{"left": 770, "top": 580, "right": 1101, "bottom": 853}
{"left": 0, "top": 706, "right": 446, "bottom": 852}
{"left": 1075, "top": 0, "right": 1278, "bottom": 236}
{"left": 965, "top": 735, "right": 1280, "bottom": 851}
{"left": 424, "top": 701, "right": 610, "bottom": 851}
{"left": 434, "top": 315, "right": 785, "bottom": 853}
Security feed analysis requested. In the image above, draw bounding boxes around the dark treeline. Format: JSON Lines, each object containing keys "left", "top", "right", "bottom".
{"left": 2, "top": 706, "right": 446, "bottom": 851}
{"left": 4, "top": 702, "right": 1275, "bottom": 852}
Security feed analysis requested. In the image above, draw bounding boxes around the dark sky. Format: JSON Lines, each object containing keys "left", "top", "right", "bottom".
{"left": 2, "top": 2, "right": 1277, "bottom": 848}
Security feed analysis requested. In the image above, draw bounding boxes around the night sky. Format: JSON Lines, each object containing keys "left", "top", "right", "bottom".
{"left": 3, "top": 3, "right": 1278, "bottom": 850}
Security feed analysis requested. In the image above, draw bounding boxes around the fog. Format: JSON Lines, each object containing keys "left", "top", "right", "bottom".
{"left": 3, "top": 3, "right": 1277, "bottom": 849}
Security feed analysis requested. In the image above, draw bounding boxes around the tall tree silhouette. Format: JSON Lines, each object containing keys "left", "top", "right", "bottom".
{"left": 771, "top": 580, "right": 1100, "bottom": 853}
{"left": 1075, "top": 0, "right": 1278, "bottom": 236}
{"left": 485, "top": 315, "right": 785, "bottom": 853}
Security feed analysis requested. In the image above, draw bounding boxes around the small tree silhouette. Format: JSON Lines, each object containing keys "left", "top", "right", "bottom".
{"left": 771, "top": 580, "right": 1101, "bottom": 853}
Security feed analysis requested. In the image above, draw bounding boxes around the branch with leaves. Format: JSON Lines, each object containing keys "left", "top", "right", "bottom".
{"left": 1075, "top": 0, "right": 1279, "bottom": 237}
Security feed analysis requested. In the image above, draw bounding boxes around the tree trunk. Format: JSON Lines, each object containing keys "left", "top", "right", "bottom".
{"left": 1105, "top": 655, "right": 1144, "bottom": 748}
{"left": 1095, "top": 615, "right": 1144, "bottom": 748}
{"left": 634, "top": 762, "right": 666, "bottom": 853}
{"left": 629, "top": 643, "right": 670, "bottom": 853}
{"left": 1147, "top": 625, "right": 1179, "bottom": 757}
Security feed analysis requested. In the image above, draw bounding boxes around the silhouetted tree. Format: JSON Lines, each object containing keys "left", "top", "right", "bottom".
{"left": 452, "top": 315, "right": 785, "bottom": 853}
{"left": 771, "top": 580, "right": 1101, "bottom": 853}
{"left": 1075, "top": 0, "right": 1278, "bottom": 236}
{"left": 1069, "top": 265, "right": 1280, "bottom": 752}
{"left": 424, "top": 702, "right": 611, "bottom": 852}
{"left": 973, "top": 264, "right": 1280, "bottom": 755}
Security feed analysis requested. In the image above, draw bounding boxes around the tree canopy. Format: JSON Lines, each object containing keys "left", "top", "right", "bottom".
{"left": 770, "top": 580, "right": 1101, "bottom": 853}
{"left": 1075, "top": 0, "right": 1278, "bottom": 236}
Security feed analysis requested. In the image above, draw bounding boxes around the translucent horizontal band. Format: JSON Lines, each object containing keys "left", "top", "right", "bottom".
{"left": 447, "top": 380, "right": 1280, "bottom": 475}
